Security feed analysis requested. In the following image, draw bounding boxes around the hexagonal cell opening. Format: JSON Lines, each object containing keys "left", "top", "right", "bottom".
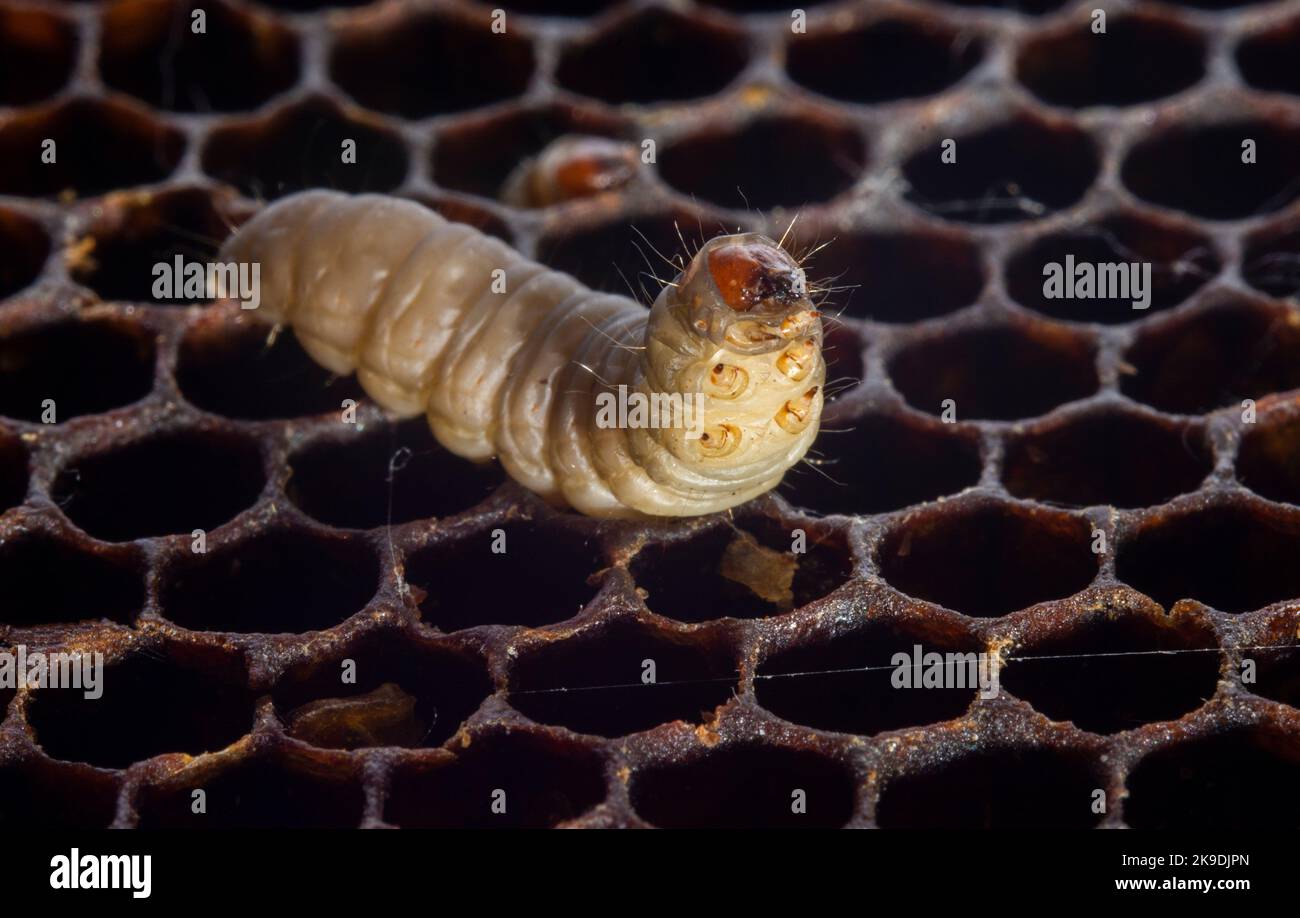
{"left": 1004, "top": 213, "right": 1219, "bottom": 323}
{"left": 1239, "top": 411, "right": 1300, "bottom": 506}
{"left": 1121, "top": 121, "right": 1300, "bottom": 220}
{"left": 556, "top": 8, "right": 747, "bottom": 105}
{"left": 901, "top": 116, "right": 1098, "bottom": 224}
{"left": 330, "top": 7, "right": 534, "bottom": 119}
{"left": 52, "top": 429, "right": 265, "bottom": 542}
{"left": 756, "top": 619, "right": 983, "bottom": 736}
{"left": 1116, "top": 503, "right": 1300, "bottom": 613}
{"left": 876, "top": 747, "right": 1103, "bottom": 828}
{"left": 1237, "top": 18, "right": 1300, "bottom": 95}
{"left": 878, "top": 500, "right": 1098, "bottom": 618}
{"left": 630, "top": 519, "right": 852, "bottom": 623}
{"left": 659, "top": 115, "right": 867, "bottom": 211}
{"left": 0, "top": 534, "right": 142, "bottom": 627}
{"left": 889, "top": 322, "right": 1098, "bottom": 421}
{"left": 405, "top": 521, "right": 604, "bottom": 631}
{"left": 788, "top": 17, "right": 983, "bottom": 104}
{"left": 27, "top": 649, "right": 253, "bottom": 769}
{"left": 630, "top": 744, "right": 856, "bottom": 829}
{"left": 1250, "top": 638, "right": 1300, "bottom": 710}
{"left": 386, "top": 732, "right": 606, "bottom": 828}
{"left": 0, "top": 208, "right": 50, "bottom": 301}
{"left": 819, "top": 322, "right": 866, "bottom": 402}
{"left": 160, "top": 529, "right": 378, "bottom": 633}
{"left": 0, "top": 428, "right": 27, "bottom": 513}
{"left": 0, "top": 763, "right": 118, "bottom": 828}
{"left": 100, "top": 0, "right": 299, "bottom": 112}
{"left": 1003, "top": 409, "right": 1212, "bottom": 509}
{"left": 1016, "top": 13, "right": 1205, "bottom": 108}
{"left": 0, "top": 5, "right": 76, "bottom": 106}
{"left": 508, "top": 619, "right": 738, "bottom": 738}
{"left": 780, "top": 412, "right": 982, "bottom": 516}
{"left": 1242, "top": 219, "right": 1300, "bottom": 299}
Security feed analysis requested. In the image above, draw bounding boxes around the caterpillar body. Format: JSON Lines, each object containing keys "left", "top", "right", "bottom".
{"left": 218, "top": 190, "right": 825, "bottom": 519}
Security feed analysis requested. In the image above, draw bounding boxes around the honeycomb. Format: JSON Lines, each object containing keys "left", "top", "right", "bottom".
{"left": 1, "top": 0, "right": 1299, "bottom": 830}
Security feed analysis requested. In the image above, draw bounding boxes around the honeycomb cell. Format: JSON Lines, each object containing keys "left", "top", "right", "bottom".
{"left": 176, "top": 317, "right": 366, "bottom": 420}
{"left": 1251, "top": 641, "right": 1300, "bottom": 710}
{"left": 100, "top": 0, "right": 299, "bottom": 112}
{"left": 1116, "top": 503, "right": 1300, "bottom": 613}
{"left": 0, "top": 533, "right": 142, "bottom": 626}
{"left": 405, "top": 521, "right": 604, "bottom": 630}
{"left": 508, "top": 620, "right": 738, "bottom": 738}
{"left": 27, "top": 650, "right": 254, "bottom": 769}
{"left": 1120, "top": 297, "right": 1300, "bottom": 415}
{"left": 1237, "top": 17, "right": 1300, "bottom": 95}
{"left": 329, "top": 6, "right": 534, "bottom": 119}
{"left": 200, "top": 97, "right": 407, "bottom": 199}
{"left": 417, "top": 195, "right": 513, "bottom": 243}
{"left": 0, "top": 98, "right": 185, "bottom": 198}
{"left": 889, "top": 321, "right": 1099, "bottom": 421}
{"left": 630, "top": 744, "right": 856, "bottom": 829}
{"left": 816, "top": 322, "right": 866, "bottom": 403}
{"left": 160, "top": 528, "right": 378, "bottom": 633}
{"left": 917, "top": 0, "right": 1070, "bottom": 12}
{"left": 1121, "top": 121, "right": 1300, "bottom": 220}
{"left": 1125, "top": 728, "right": 1300, "bottom": 829}
{"left": 555, "top": 8, "right": 747, "bottom": 105}
{"left": 756, "top": 620, "right": 983, "bottom": 736}
{"left": 780, "top": 412, "right": 982, "bottom": 516}
{"left": 0, "top": 427, "right": 26, "bottom": 513}
{"left": 630, "top": 520, "right": 852, "bottom": 623}
{"left": 52, "top": 428, "right": 265, "bottom": 541}
{"left": 901, "top": 116, "right": 1098, "bottom": 224}
{"left": 386, "top": 732, "right": 606, "bottom": 828}
{"left": 288, "top": 418, "right": 503, "bottom": 529}
{"left": 876, "top": 747, "right": 1103, "bottom": 828}
{"left": 1004, "top": 213, "right": 1219, "bottom": 323}
{"left": 878, "top": 499, "right": 1098, "bottom": 618}
{"left": 0, "top": 318, "right": 156, "bottom": 423}
{"left": 0, "top": 208, "right": 49, "bottom": 301}
{"left": 1003, "top": 409, "right": 1212, "bottom": 508}
{"left": 1016, "top": 13, "right": 1205, "bottom": 108}
{"left": 788, "top": 16, "right": 983, "bottom": 104}
{"left": 659, "top": 114, "right": 867, "bottom": 211}
{"left": 1239, "top": 409, "right": 1300, "bottom": 505}
{"left": 1242, "top": 218, "right": 1300, "bottom": 299}
{"left": 0, "top": 762, "right": 118, "bottom": 828}
{"left": 0, "top": 4, "right": 77, "bottom": 106}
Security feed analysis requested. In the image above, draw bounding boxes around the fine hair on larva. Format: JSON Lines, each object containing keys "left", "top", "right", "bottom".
{"left": 218, "top": 190, "right": 826, "bottom": 518}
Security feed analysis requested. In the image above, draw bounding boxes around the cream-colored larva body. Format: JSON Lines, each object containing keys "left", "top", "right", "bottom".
{"left": 219, "top": 190, "right": 825, "bottom": 518}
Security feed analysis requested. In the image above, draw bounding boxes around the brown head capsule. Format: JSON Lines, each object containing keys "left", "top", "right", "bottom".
{"left": 707, "top": 240, "right": 807, "bottom": 313}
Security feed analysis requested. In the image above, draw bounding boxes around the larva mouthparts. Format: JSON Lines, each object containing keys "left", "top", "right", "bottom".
{"left": 218, "top": 190, "right": 826, "bottom": 519}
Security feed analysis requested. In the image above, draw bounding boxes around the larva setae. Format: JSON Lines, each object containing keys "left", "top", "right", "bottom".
{"left": 218, "top": 190, "right": 825, "bottom": 518}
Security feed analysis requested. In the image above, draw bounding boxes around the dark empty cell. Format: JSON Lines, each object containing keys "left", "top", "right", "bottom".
{"left": 405, "top": 522, "right": 602, "bottom": 630}
{"left": 289, "top": 418, "right": 502, "bottom": 528}
{"left": 200, "top": 97, "right": 407, "bottom": 200}
{"left": 0, "top": 429, "right": 26, "bottom": 512}
{"left": 781, "top": 413, "right": 982, "bottom": 516}
{"left": 1126, "top": 729, "right": 1300, "bottom": 829}
{"left": 1116, "top": 504, "right": 1300, "bottom": 613}
{"left": 902, "top": 117, "right": 1098, "bottom": 224}
{"left": 1001, "top": 616, "right": 1220, "bottom": 734}
{"left": 0, "top": 764, "right": 117, "bottom": 828}
{"left": 1121, "top": 121, "right": 1300, "bottom": 220}
{"left": 889, "top": 323, "right": 1098, "bottom": 420}
{"left": 876, "top": 747, "right": 1102, "bottom": 828}
{"left": 1003, "top": 411, "right": 1212, "bottom": 508}
{"left": 659, "top": 116, "right": 866, "bottom": 211}
{"left": 556, "top": 8, "right": 747, "bottom": 105}
{"left": 100, "top": 0, "right": 299, "bottom": 112}
{"left": 0, "top": 534, "right": 142, "bottom": 626}
{"left": 386, "top": 732, "right": 606, "bottom": 828}
{"left": 631, "top": 522, "right": 851, "bottom": 623}
{"left": 0, "top": 209, "right": 50, "bottom": 300}
{"left": 788, "top": 18, "right": 983, "bottom": 104}
{"left": 1238, "top": 19, "right": 1300, "bottom": 95}
{"left": 1242, "top": 221, "right": 1300, "bottom": 299}
{"left": 26, "top": 652, "right": 253, "bottom": 769}
{"left": 879, "top": 501, "right": 1098, "bottom": 617}
{"left": 160, "top": 529, "right": 378, "bottom": 633}
{"left": 273, "top": 633, "right": 491, "bottom": 749}
{"left": 52, "top": 430, "right": 265, "bottom": 541}
{"left": 630, "top": 744, "right": 855, "bottom": 829}
{"left": 1120, "top": 299, "right": 1300, "bottom": 414}
{"left": 508, "top": 620, "right": 738, "bottom": 737}
{"left": 1252, "top": 644, "right": 1300, "bottom": 709}
{"left": 1005, "top": 214, "right": 1219, "bottom": 323}
{"left": 176, "top": 319, "right": 365, "bottom": 420}
{"left": 137, "top": 760, "right": 364, "bottom": 828}
{"left": 0, "top": 98, "right": 184, "bottom": 198}
{"left": 69, "top": 188, "right": 233, "bottom": 304}
{"left": 819, "top": 322, "right": 865, "bottom": 400}
{"left": 1016, "top": 14, "right": 1205, "bottom": 108}
{"left": 756, "top": 622, "right": 982, "bottom": 736}
{"left": 0, "top": 319, "right": 155, "bottom": 423}
{"left": 1240, "top": 413, "right": 1300, "bottom": 505}
{"left": 0, "top": 5, "right": 77, "bottom": 105}
{"left": 330, "top": 8, "right": 534, "bottom": 119}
